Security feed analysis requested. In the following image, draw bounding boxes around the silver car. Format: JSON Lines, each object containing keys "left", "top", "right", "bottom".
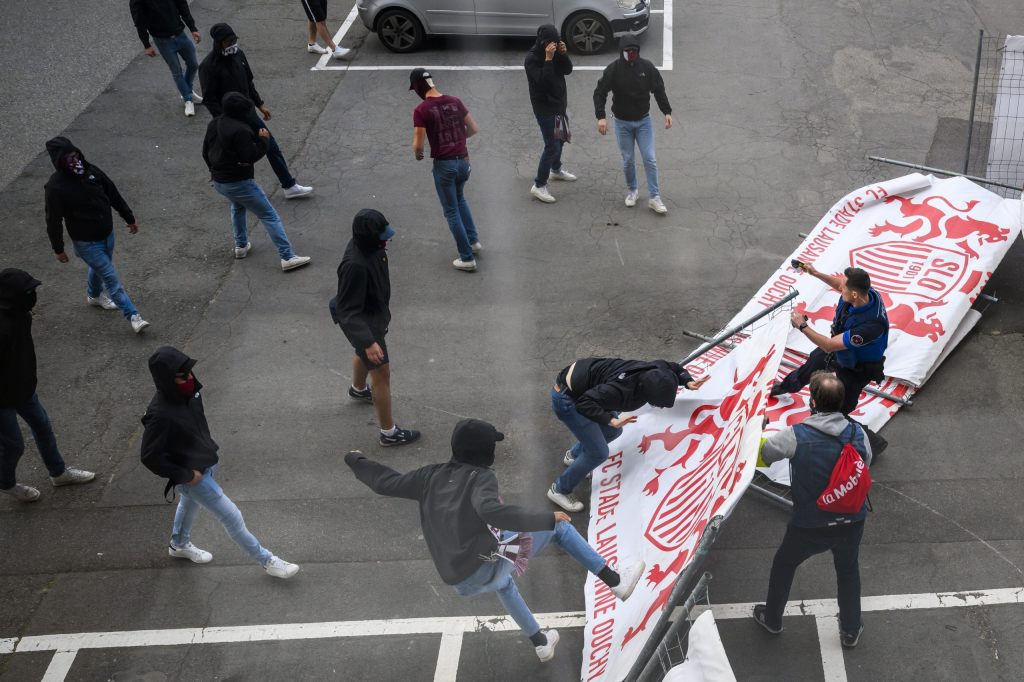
{"left": 357, "top": 0, "right": 649, "bottom": 54}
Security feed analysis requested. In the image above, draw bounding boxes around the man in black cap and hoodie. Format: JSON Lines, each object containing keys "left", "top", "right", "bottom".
{"left": 203, "top": 92, "right": 312, "bottom": 271}
{"left": 548, "top": 357, "right": 709, "bottom": 512}
{"left": 140, "top": 346, "right": 300, "bottom": 578}
{"left": 345, "top": 418, "right": 645, "bottom": 662}
{"left": 525, "top": 24, "right": 577, "bottom": 204}
{"left": 331, "top": 209, "right": 420, "bottom": 447}
{"left": 44, "top": 137, "right": 150, "bottom": 334}
{"left": 0, "top": 269, "right": 95, "bottom": 502}
{"left": 199, "top": 22, "right": 313, "bottom": 199}
{"left": 594, "top": 36, "right": 673, "bottom": 215}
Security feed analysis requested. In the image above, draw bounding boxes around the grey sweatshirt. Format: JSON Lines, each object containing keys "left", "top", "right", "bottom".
{"left": 762, "top": 412, "right": 873, "bottom": 467}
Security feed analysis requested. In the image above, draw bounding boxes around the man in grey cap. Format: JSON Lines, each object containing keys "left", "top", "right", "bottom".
{"left": 345, "top": 418, "right": 645, "bottom": 662}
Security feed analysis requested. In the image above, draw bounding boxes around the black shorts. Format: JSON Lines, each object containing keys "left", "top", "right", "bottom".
{"left": 354, "top": 335, "right": 389, "bottom": 370}
{"left": 301, "top": 0, "right": 327, "bottom": 23}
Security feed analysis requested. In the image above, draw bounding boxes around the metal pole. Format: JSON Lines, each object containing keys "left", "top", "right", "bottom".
{"left": 634, "top": 572, "right": 713, "bottom": 682}
{"left": 747, "top": 480, "right": 794, "bottom": 508}
{"left": 681, "top": 290, "right": 798, "bottom": 365}
{"left": 964, "top": 29, "right": 985, "bottom": 175}
{"left": 867, "top": 155, "right": 1020, "bottom": 192}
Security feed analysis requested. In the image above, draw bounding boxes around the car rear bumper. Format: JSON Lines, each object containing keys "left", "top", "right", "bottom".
{"left": 357, "top": 4, "right": 374, "bottom": 30}
{"left": 611, "top": 2, "right": 650, "bottom": 36}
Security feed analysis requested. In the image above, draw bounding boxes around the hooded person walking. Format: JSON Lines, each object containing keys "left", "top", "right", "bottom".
{"left": 140, "top": 346, "right": 300, "bottom": 578}
{"left": 547, "top": 357, "right": 709, "bottom": 512}
{"left": 0, "top": 269, "right": 95, "bottom": 502}
{"left": 525, "top": 24, "right": 577, "bottom": 204}
{"left": 44, "top": 137, "right": 150, "bottom": 333}
{"left": 331, "top": 209, "right": 420, "bottom": 447}
{"left": 202, "top": 92, "right": 312, "bottom": 271}
{"left": 593, "top": 36, "right": 674, "bottom": 214}
{"left": 345, "top": 418, "right": 645, "bottom": 662}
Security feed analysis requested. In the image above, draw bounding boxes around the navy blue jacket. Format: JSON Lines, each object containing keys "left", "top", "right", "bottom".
{"left": 830, "top": 288, "right": 888, "bottom": 369}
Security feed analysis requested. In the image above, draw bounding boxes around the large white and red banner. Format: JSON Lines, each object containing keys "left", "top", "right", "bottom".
{"left": 581, "top": 312, "right": 790, "bottom": 682}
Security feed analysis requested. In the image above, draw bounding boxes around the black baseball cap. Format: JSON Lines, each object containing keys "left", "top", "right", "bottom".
{"left": 451, "top": 418, "right": 505, "bottom": 467}
{"left": 409, "top": 67, "right": 433, "bottom": 89}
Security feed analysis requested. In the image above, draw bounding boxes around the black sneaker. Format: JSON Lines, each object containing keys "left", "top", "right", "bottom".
{"left": 348, "top": 385, "right": 373, "bottom": 404}
{"left": 379, "top": 426, "right": 421, "bottom": 447}
{"left": 752, "top": 605, "right": 783, "bottom": 634}
{"left": 840, "top": 625, "right": 864, "bottom": 649}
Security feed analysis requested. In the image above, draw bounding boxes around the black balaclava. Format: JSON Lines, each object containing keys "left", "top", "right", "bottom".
{"left": 451, "top": 418, "right": 505, "bottom": 468}
{"left": 45, "top": 136, "right": 86, "bottom": 176}
{"left": 351, "top": 208, "right": 392, "bottom": 253}
{"left": 0, "top": 268, "right": 42, "bottom": 313}
{"left": 534, "top": 24, "right": 560, "bottom": 54}
{"left": 639, "top": 368, "right": 681, "bottom": 408}
{"left": 210, "top": 23, "right": 239, "bottom": 55}
{"left": 620, "top": 35, "right": 641, "bottom": 64}
{"left": 222, "top": 92, "right": 254, "bottom": 120}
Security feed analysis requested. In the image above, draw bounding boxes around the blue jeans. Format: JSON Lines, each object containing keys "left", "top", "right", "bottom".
{"left": 534, "top": 114, "right": 564, "bottom": 187}
{"left": 245, "top": 112, "right": 296, "bottom": 190}
{"left": 453, "top": 521, "right": 607, "bottom": 636}
{"left": 171, "top": 465, "right": 273, "bottom": 565}
{"left": 0, "top": 393, "right": 67, "bottom": 489}
{"left": 552, "top": 387, "right": 622, "bottom": 494}
{"left": 614, "top": 115, "right": 659, "bottom": 197}
{"left": 71, "top": 233, "right": 138, "bottom": 319}
{"left": 765, "top": 522, "right": 865, "bottom": 633}
{"left": 213, "top": 179, "right": 296, "bottom": 259}
{"left": 431, "top": 158, "right": 479, "bottom": 261}
{"left": 152, "top": 31, "right": 198, "bottom": 101}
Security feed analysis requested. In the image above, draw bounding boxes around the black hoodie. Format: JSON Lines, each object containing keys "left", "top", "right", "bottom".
{"left": 332, "top": 209, "right": 392, "bottom": 351}
{"left": 593, "top": 36, "right": 672, "bottom": 121}
{"left": 202, "top": 93, "right": 269, "bottom": 182}
{"left": 558, "top": 357, "right": 693, "bottom": 425}
{"left": 0, "top": 269, "right": 42, "bottom": 408}
{"left": 44, "top": 137, "right": 136, "bottom": 253}
{"left": 345, "top": 419, "right": 554, "bottom": 585}
{"left": 199, "top": 23, "right": 263, "bottom": 118}
{"left": 129, "top": 0, "right": 198, "bottom": 48}
{"left": 140, "top": 346, "right": 220, "bottom": 497}
{"left": 524, "top": 24, "right": 573, "bottom": 116}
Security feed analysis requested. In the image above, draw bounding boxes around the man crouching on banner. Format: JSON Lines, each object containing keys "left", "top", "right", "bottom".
{"left": 753, "top": 372, "right": 871, "bottom": 648}
{"left": 345, "top": 418, "right": 645, "bottom": 662}
{"left": 547, "top": 357, "right": 709, "bottom": 513}
{"left": 771, "top": 265, "right": 889, "bottom": 451}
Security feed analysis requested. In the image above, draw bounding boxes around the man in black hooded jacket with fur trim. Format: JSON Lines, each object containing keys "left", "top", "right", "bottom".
{"left": 345, "top": 418, "right": 645, "bottom": 662}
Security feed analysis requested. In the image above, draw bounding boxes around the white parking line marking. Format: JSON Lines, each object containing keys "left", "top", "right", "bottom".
{"left": 0, "top": 638, "right": 16, "bottom": 654}
{"left": 312, "top": 3, "right": 361, "bottom": 70}
{"left": 814, "top": 617, "right": 848, "bottom": 682}
{"left": 41, "top": 650, "right": 77, "bottom": 682}
{"left": 662, "top": 0, "right": 673, "bottom": 70}
{"left": 433, "top": 628, "right": 465, "bottom": 682}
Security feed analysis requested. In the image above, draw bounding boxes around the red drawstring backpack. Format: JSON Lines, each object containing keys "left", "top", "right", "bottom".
{"left": 816, "top": 424, "right": 871, "bottom": 514}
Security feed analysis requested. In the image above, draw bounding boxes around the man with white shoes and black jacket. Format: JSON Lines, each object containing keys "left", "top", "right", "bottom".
{"left": 44, "top": 137, "right": 150, "bottom": 333}
{"left": 345, "top": 418, "right": 645, "bottom": 662}
{"left": 130, "top": 0, "right": 204, "bottom": 116}
{"left": 0, "top": 269, "right": 95, "bottom": 502}
{"left": 199, "top": 22, "right": 313, "bottom": 199}
{"left": 203, "top": 92, "right": 311, "bottom": 271}
{"left": 525, "top": 24, "right": 577, "bottom": 204}
{"left": 140, "top": 346, "right": 300, "bottom": 579}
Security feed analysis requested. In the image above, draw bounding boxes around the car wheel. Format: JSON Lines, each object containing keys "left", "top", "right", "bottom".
{"left": 564, "top": 12, "right": 612, "bottom": 54}
{"left": 377, "top": 9, "right": 424, "bottom": 53}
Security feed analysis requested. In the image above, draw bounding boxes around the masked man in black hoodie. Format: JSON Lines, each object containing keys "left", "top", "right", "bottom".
{"left": 346, "top": 418, "right": 645, "bottom": 662}
{"left": 331, "top": 209, "right": 420, "bottom": 447}
{"left": 140, "top": 346, "right": 300, "bottom": 578}
{"left": 525, "top": 24, "right": 577, "bottom": 204}
{"left": 44, "top": 137, "right": 150, "bottom": 334}
{"left": 203, "top": 92, "right": 311, "bottom": 271}
{"left": 547, "top": 358, "right": 709, "bottom": 512}
{"left": 0, "top": 269, "right": 95, "bottom": 502}
{"left": 199, "top": 22, "right": 313, "bottom": 199}
{"left": 594, "top": 36, "right": 673, "bottom": 215}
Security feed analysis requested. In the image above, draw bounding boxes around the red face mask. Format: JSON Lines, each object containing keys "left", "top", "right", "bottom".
{"left": 176, "top": 375, "right": 197, "bottom": 396}
{"left": 623, "top": 49, "right": 639, "bottom": 63}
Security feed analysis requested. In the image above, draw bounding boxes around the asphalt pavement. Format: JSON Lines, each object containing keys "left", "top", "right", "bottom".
{"left": 2, "top": 0, "right": 1024, "bottom": 680}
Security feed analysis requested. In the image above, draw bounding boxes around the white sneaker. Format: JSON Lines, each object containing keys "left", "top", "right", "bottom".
{"left": 1, "top": 484, "right": 41, "bottom": 502}
{"left": 307, "top": 43, "right": 328, "bottom": 54}
{"left": 184, "top": 100, "right": 195, "bottom": 117}
{"left": 535, "top": 629, "right": 560, "bottom": 662}
{"left": 547, "top": 484, "right": 584, "bottom": 512}
{"left": 332, "top": 46, "right": 352, "bottom": 59}
{"left": 530, "top": 184, "right": 556, "bottom": 203}
{"left": 191, "top": 92, "right": 203, "bottom": 104}
{"left": 87, "top": 294, "right": 118, "bottom": 310}
{"left": 234, "top": 242, "right": 252, "bottom": 259}
{"left": 452, "top": 258, "right": 477, "bottom": 272}
{"left": 50, "top": 467, "right": 96, "bottom": 487}
{"left": 471, "top": 241, "right": 483, "bottom": 254}
{"left": 550, "top": 168, "right": 577, "bottom": 182}
{"left": 562, "top": 450, "right": 592, "bottom": 478}
{"left": 130, "top": 314, "right": 150, "bottom": 334}
{"left": 283, "top": 183, "right": 314, "bottom": 199}
{"left": 649, "top": 196, "right": 668, "bottom": 214}
{"left": 610, "top": 559, "right": 646, "bottom": 600}
{"left": 264, "top": 555, "right": 300, "bottom": 579}
{"left": 281, "top": 255, "right": 312, "bottom": 271}
{"left": 625, "top": 190, "right": 639, "bottom": 207}
{"left": 168, "top": 542, "right": 213, "bottom": 564}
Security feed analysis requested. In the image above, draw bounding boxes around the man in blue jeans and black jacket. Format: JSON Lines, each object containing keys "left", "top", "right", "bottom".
{"left": 525, "top": 24, "right": 577, "bottom": 204}
{"left": 754, "top": 371, "right": 872, "bottom": 649}
{"left": 130, "top": 0, "right": 204, "bottom": 117}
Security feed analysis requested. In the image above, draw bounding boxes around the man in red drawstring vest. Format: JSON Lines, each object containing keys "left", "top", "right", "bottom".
{"left": 753, "top": 371, "right": 873, "bottom": 649}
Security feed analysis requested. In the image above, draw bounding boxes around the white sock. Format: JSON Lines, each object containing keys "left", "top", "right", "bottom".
{"left": 351, "top": 384, "right": 368, "bottom": 392}
{"left": 381, "top": 425, "right": 398, "bottom": 436}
